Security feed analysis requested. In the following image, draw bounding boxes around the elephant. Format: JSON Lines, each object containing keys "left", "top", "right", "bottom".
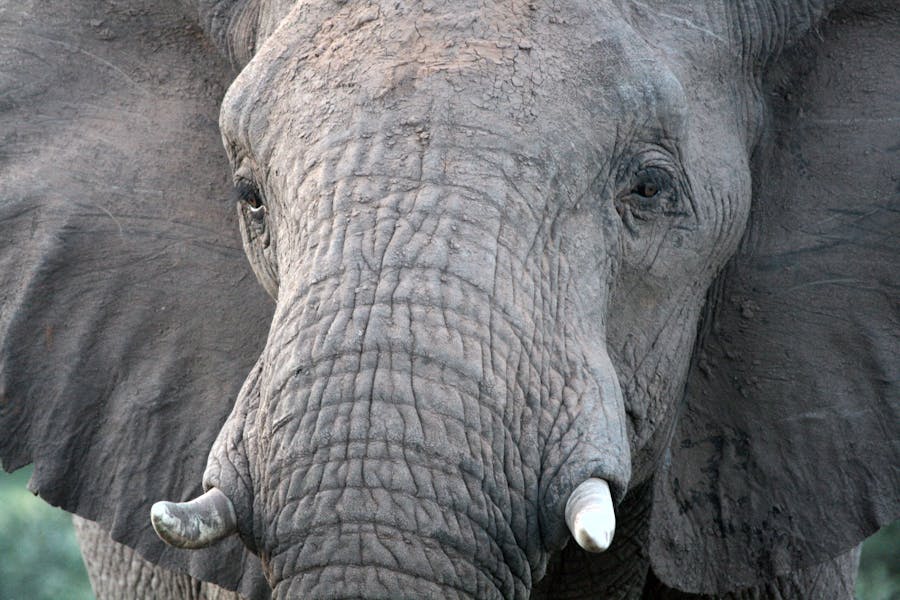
{"left": 1, "top": 0, "right": 897, "bottom": 598}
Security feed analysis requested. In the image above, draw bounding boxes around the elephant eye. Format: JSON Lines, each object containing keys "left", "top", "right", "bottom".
{"left": 234, "top": 179, "right": 264, "bottom": 210}
{"left": 633, "top": 180, "right": 659, "bottom": 198}
{"left": 616, "top": 164, "right": 686, "bottom": 231}
{"left": 630, "top": 168, "right": 670, "bottom": 200}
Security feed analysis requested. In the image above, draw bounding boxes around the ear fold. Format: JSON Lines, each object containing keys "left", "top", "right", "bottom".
{"left": 650, "top": 6, "right": 899, "bottom": 593}
{"left": 0, "top": 3, "right": 271, "bottom": 597}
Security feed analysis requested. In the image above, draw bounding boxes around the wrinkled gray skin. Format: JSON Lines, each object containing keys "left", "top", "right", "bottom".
{"left": 153, "top": 0, "right": 882, "bottom": 597}
{"left": 3, "top": 0, "right": 896, "bottom": 598}
{"left": 195, "top": 3, "right": 877, "bottom": 599}
{"left": 207, "top": 1, "right": 736, "bottom": 596}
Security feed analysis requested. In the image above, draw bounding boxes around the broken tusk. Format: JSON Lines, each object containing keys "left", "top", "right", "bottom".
{"left": 565, "top": 478, "right": 616, "bottom": 552}
{"left": 150, "top": 487, "right": 237, "bottom": 549}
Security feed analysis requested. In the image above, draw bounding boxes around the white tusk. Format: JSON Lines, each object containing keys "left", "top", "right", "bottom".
{"left": 565, "top": 478, "right": 616, "bottom": 552}
{"left": 150, "top": 488, "right": 237, "bottom": 549}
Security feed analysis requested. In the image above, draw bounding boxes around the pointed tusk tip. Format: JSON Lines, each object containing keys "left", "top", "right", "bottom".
{"left": 571, "top": 507, "right": 615, "bottom": 552}
{"left": 149, "top": 488, "right": 237, "bottom": 549}
{"left": 565, "top": 478, "right": 616, "bottom": 553}
{"left": 149, "top": 501, "right": 180, "bottom": 542}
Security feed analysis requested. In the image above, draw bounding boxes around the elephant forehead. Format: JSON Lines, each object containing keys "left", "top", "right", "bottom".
{"left": 220, "top": 0, "right": 688, "bottom": 173}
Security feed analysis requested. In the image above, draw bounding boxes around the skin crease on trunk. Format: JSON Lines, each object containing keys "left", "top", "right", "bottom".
{"left": 52, "top": 0, "right": 889, "bottom": 598}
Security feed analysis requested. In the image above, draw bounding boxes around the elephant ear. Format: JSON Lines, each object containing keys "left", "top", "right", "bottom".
{"left": 650, "top": 5, "right": 899, "bottom": 594}
{"left": 0, "top": 2, "right": 272, "bottom": 598}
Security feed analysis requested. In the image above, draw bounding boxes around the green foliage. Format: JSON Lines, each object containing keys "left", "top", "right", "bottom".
{"left": 0, "top": 466, "right": 896, "bottom": 599}
{"left": 0, "top": 467, "right": 93, "bottom": 600}
{"left": 857, "top": 520, "right": 900, "bottom": 600}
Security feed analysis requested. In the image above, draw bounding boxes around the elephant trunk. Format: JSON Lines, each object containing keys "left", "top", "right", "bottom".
{"left": 239, "top": 170, "right": 630, "bottom": 594}
{"left": 254, "top": 345, "right": 539, "bottom": 598}
{"left": 266, "top": 467, "right": 524, "bottom": 599}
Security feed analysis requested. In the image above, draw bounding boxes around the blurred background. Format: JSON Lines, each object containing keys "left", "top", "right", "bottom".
{"left": 1, "top": 466, "right": 896, "bottom": 599}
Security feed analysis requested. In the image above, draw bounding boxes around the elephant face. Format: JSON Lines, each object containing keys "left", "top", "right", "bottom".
{"left": 190, "top": 1, "right": 754, "bottom": 595}
{"left": 2, "top": 0, "right": 896, "bottom": 599}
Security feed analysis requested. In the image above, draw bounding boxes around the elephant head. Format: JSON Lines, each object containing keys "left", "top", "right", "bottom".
{"left": 1, "top": 0, "right": 897, "bottom": 599}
